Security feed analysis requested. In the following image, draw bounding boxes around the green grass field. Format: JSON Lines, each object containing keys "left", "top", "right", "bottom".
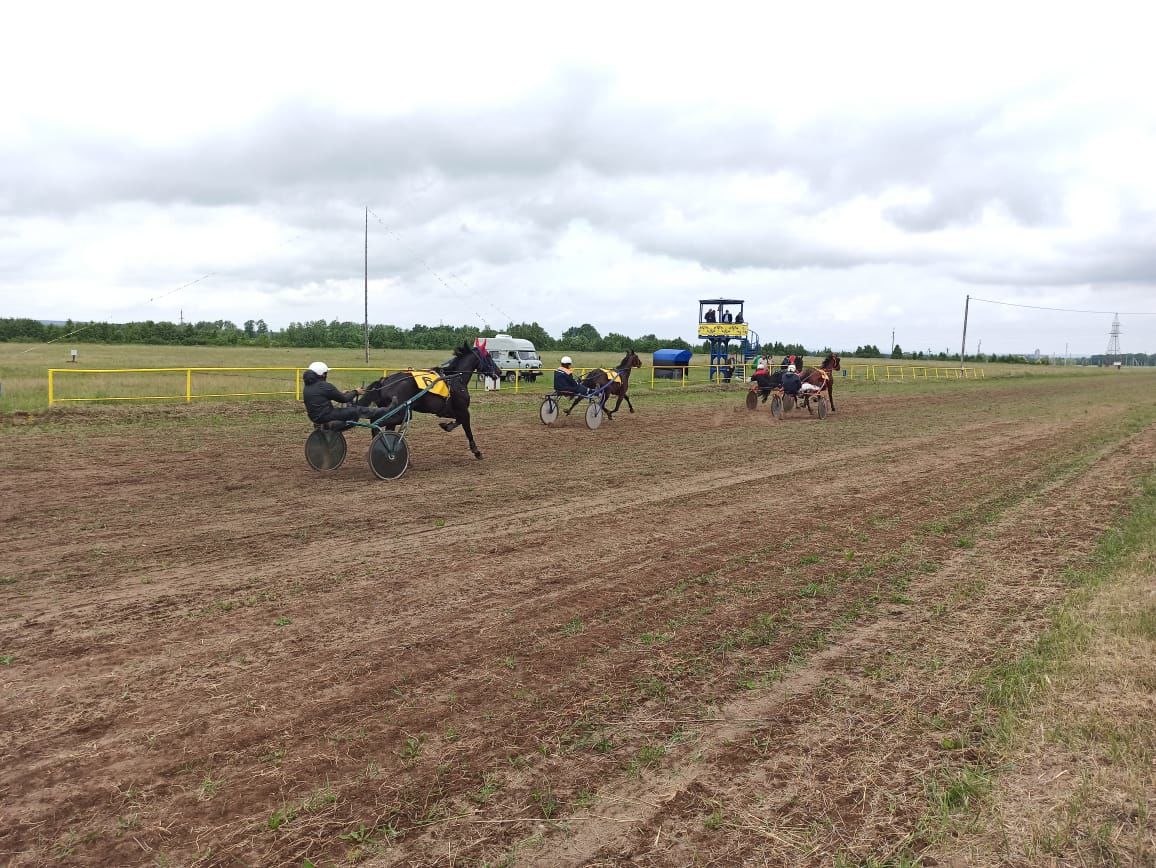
{"left": 0, "top": 341, "right": 1131, "bottom": 413}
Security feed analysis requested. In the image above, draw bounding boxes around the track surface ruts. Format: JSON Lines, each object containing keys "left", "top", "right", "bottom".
{"left": 1, "top": 375, "right": 1154, "bottom": 866}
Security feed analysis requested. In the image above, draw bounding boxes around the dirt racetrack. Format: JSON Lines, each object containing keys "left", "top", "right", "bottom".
{"left": 2, "top": 375, "right": 1155, "bottom": 866}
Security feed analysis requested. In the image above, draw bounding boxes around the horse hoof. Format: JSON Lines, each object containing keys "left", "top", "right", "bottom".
{"left": 473, "top": 451, "right": 484, "bottom": 459}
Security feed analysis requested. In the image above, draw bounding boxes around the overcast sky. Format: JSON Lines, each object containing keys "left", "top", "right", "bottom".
{"left": 3, "top": 1, "right": 1155, "bottom": 355}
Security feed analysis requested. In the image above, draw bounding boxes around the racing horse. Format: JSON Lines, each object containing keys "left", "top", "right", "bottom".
{"left": 356, "top": 341, "right": 502, "bottom": 459}
{"left": 797, "top": 352, "right": 841, "bottom": 413}
{"left": 579, "top": 349, "right": 643, "bottom": 420}
{"left": 748, "top": 368, "right": 786, "bottom": 404}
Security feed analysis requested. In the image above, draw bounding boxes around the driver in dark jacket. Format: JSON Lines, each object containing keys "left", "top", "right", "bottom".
{"left": 553, "top": 356, "right": 590, "bottom": 396}
{"left": 780, "top": 364, "right": 802, "bottom": 396}
{"left": 302, "top": 362, "right": 392, "bottom": 425}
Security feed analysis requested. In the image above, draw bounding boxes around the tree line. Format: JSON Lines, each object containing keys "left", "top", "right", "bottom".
{"left": 5, "top": 318, "right": 1145, "bottom": 364}
{"left": 878, "top": 343, "right": 1050, "bottom": 365}
{"left": 0, "top": 317, "right": 695, "bottom": 354}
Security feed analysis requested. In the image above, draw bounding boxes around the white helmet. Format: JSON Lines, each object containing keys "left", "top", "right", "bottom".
{"left": 560, "top": 356, "right": 573, "bottom": 366}
{"left": 308, "top": 361, "right": 329, "bottom": 376}
{"left": 787, "top": 364, "right": 797, "bottom": 373}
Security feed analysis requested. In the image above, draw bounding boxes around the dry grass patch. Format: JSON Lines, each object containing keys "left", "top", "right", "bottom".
{"left": 930, "top": 478, "right": 1156, "bottom": 867}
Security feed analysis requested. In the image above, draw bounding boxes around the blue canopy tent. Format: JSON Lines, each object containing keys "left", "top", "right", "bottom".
{"left": 653, "top": 348, "right": 692, "bottom": 380}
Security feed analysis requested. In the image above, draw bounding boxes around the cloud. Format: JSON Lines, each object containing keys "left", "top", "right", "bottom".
{"left": 2, "top": 20, "right": 1155, "bottom": 354}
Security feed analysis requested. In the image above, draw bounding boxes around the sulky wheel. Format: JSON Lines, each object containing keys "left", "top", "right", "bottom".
{"left": 305, "top": 428, "right": 348, "bottom": 472}
{"left": 368, "top": 431, "right": 410, "bottom": 480}
{"left": 770, "top": 394, "right": 783, "bottom": 419}
{"left": 783, "top": 394, "right": 796, "bottom": 412}
{"left": 817, "top": 396, "right": 829, "bottom": 419}
{"left": 539, "top": 395, "right": 559, "bottom": 425}
{"left": 745, "top": 390, "right": 758, "bottom": 410}
{"left": 585, "top": 401, "right": 603, "bottom": 430}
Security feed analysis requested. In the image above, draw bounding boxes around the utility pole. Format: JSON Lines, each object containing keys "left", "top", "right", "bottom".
{"left": 959, "top": 294, "right": 970, "bottom": 371}
{"left": 891, "top": 328, "right": 895, "bottom": 354}
{"left": 363, "top": 207, "right": 369, "bottom": 364}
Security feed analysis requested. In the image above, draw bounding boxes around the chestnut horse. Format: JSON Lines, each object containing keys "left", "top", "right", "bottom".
{"left": 797, "top": 352, "right": 841, "bottom": 413}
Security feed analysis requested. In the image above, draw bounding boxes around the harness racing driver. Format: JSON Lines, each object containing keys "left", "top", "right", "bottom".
{"left": 553, "top": 356, "right": 591, "bottom": 398}
{"left": 780, "top": 364, "right": 803, "bottom": 398}
{"left": 301, "top": 362, "right": 394, "bottom": 426}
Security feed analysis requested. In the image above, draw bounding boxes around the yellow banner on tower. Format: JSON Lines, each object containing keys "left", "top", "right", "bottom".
{"left": 697, "top": 323, "right": 749, "bottom": 338}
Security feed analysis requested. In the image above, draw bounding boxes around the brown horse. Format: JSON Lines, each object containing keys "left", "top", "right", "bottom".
{"left": 797, "top": 352, "right": 841, "bottom": 413}
{"left": 581, "top": 349, "right": 643, "bottom": 419}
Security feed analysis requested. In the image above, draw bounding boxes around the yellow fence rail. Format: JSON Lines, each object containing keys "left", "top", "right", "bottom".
{"left": 47, "top": 367, "right": 434, "bottom": 405}
{"left": 47, "top": 363, "right": 985, "bottom": 405}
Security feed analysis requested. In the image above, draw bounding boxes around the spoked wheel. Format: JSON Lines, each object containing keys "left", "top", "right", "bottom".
{"left": 305, "top": 429, "right": 348, "bottom": 472}
{"left": 817, "top": 396, "right": 829, "bottom": 419}
{"left": 368, "top": 431, "right": 410, "bottom": 480}
{"left": 585, "top": 401, "right": 603, "bottom": 430}
{"left": 770, "top": 395, "right": 783, "bottom": 419}
{"left": 745, "top": 390, "right": 758, "bottom": 410}
{"left": 783, "top": 394, "right": 796, "bottom": 412}
{"left": 539, "top": 395, "right": 559, "bottom": 425}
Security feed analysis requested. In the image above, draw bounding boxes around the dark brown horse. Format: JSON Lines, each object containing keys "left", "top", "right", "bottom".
{"left": 355, "top": 341, "right": 502, "bottom": 459}
{"left": 797, "top": 352, "right": 841, "bottom": 413}
{"left": 748, "top": 368, "right": 786, "bottom": 403}
{"left": 581, "top": 349, "right": 643, "bottom": 419}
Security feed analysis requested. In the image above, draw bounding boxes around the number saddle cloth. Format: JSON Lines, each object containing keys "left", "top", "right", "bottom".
{"left": 408, "top": 370, "right": 451, "bottom": 398}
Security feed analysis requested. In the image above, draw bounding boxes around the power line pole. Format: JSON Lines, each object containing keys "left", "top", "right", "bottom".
{"left": 363, "top": 207, "right": 369, "bottom": 365}
{"left": 959, "top": 294, "right": 970, "bottom": 371}
{"left": 1105, "top": 313, "right": 1121, "bottom": 367}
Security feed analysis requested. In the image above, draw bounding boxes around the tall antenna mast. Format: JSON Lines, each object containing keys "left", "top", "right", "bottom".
{"left": 363, "top": 207, "right": 370, "bottom": 364}
{"left": 1105, "top": 313, "right": 1121, "bottom": 366}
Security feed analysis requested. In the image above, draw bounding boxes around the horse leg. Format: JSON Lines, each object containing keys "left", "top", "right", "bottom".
{"left": 601, "top": 392, "right": 616, "bottom": 420}
{"left": 827, "top": 383, "right": 836, "bottom": 412}
{"left": 563, "top": 396, "right": 582, "bottom": 416}
{"left": 440, "top": 421, "right": 461, "bottom": 432}
{"left": 621, "top": 391, "right": 635, "bottom": 414}
{"left": 457, "top": 409, "right": 483, "bottom": 459}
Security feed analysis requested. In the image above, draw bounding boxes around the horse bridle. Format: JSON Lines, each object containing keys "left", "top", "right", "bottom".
{"left": 471, "top": 346, "right": 500, "bottom": 379}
